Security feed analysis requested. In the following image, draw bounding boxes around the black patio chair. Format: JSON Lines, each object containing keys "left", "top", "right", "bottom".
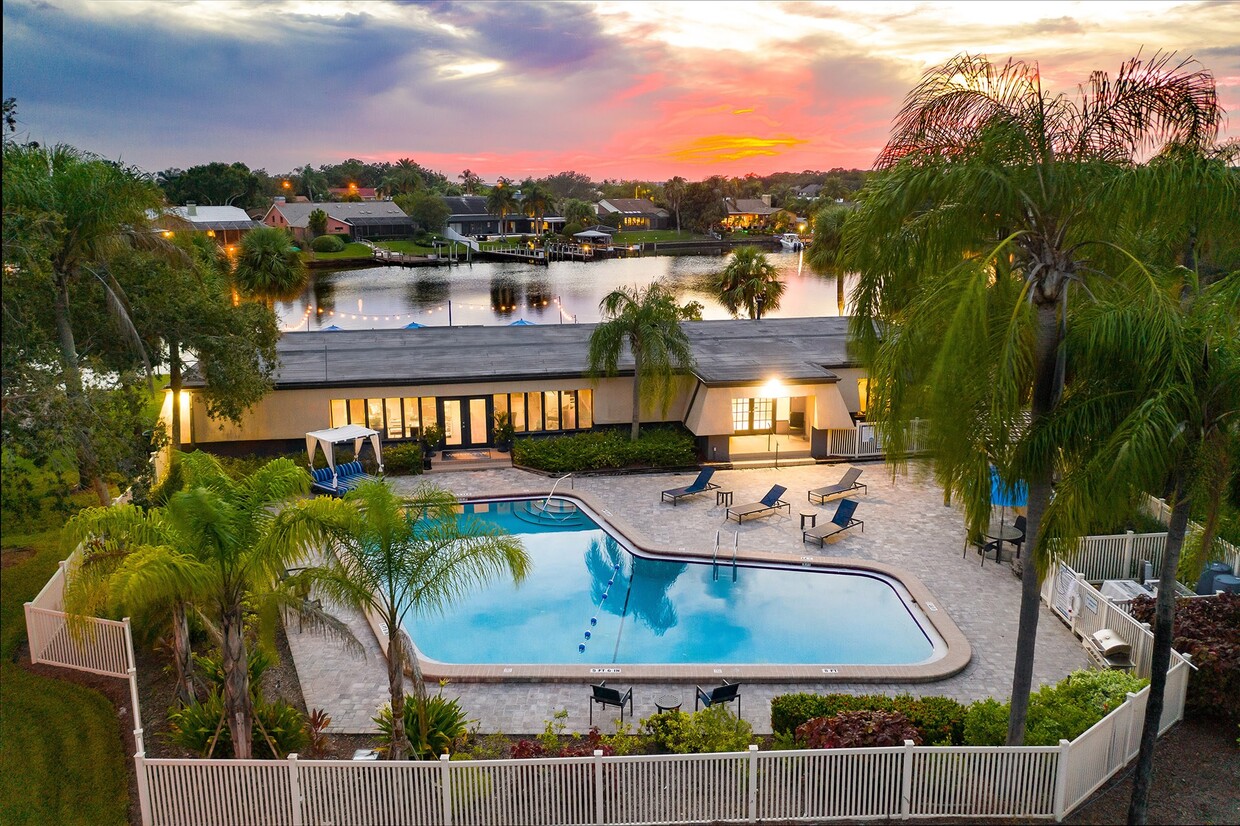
{"left": 589, "top": 681, "right": 633, "bottom": 725}
{"left": 695, "top": 680, "right": 740, "bottom": 717}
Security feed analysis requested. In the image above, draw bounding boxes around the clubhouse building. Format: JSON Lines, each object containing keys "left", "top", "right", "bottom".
{"left": 178, "top": 317, "right": 870, "bottom": 463}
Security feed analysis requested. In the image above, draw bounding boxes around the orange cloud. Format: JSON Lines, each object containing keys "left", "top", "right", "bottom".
{"left": 666, "top": 134, "right": 809, "bottom": 164}
{"left": 732, "top": 107, "right": 754, "bottom": 114}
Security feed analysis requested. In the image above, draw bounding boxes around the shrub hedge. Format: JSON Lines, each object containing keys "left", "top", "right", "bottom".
{"left": 382, "top": 442, "right": 424, "bottom": 476}
{"left": 1130, "top": 592, "right": 1239, "bottom": 723}
{"left": 771, "top": 693, "right": 968, "bottom": 746}
{"left": 797, "top": 710, "right": 923, "bottom": 748}
{"left": 512, "top": 427, "right": 697, "bottom": 473}
{"left": 643, "top": 705, "right": 754, "bottom": 754}
{"left": 311, "top": 234, "right": 347, "bottom": 252}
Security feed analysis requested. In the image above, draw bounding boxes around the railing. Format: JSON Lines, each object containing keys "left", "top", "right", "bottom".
{"left": 1060, "top": 531, "right": 1170, "bottom": 583}
{"left": 822, "top": 419, "right": 928, "bottom": 460}
{"left": 27, "top": 527, "right": 1194, "bottom": 826}
{"left": 1142, "top": 493, "right": 1240, "bottom": 575}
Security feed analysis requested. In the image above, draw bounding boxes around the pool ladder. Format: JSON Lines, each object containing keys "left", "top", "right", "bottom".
{"left": 535, "top": 474, "right": 575, "bottom": 521}
{"left": 713, "top": 530, "right": 738, "bottom": 582}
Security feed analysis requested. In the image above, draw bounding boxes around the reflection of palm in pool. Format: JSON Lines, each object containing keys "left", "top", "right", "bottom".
{"left": 584, "top": 536, "right": 687, "bottom": 637}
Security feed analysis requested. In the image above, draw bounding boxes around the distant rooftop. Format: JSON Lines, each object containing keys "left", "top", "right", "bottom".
{"left": 151, "top": 205, "right": 262, "bottom": 231}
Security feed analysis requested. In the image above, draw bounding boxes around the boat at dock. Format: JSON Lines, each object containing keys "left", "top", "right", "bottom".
{"left": 779, "top": 233, "right": 805, "bottom": 251}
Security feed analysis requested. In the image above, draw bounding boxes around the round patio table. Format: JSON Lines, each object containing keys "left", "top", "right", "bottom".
{"left": 654, "top": 693, "right": 683, "bottom": 714}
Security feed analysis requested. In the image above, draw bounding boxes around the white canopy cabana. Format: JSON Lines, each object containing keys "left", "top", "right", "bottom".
{"left": 305, "top": 425, "right": 384, "bottom": 482}
{"left": 572, "top": 229, "right": 612, "bottom": 241}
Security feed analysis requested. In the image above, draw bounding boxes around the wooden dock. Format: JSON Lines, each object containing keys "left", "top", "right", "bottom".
{"left": 371, "top": 249, "right": 458, "bottom": 268}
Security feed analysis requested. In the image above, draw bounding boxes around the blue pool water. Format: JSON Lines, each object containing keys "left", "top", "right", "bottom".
{"left": 404, "top": 499, "right": 939, "bottom": 666}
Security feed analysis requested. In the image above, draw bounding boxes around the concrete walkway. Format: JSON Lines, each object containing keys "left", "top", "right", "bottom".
{"left": 286, "top": 462, "right": 1089, "bottom": 735}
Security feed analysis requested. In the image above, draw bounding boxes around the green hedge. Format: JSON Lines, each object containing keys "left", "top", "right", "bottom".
{"left": 512, "top": 428, "right": 697, "bottom": 473}
{"left": 382, "top": 442, "right": 424, "bottom": 476}
{"left": 311, "top": 234, "right": 346, "bottom": 252}
{"left": 771, "top": 693, "right": 968, "bottom": 746}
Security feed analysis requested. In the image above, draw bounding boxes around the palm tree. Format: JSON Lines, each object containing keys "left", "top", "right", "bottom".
{"left": 382, "top": 158, "right": 424, "bottom": 197}
{"left": 63, "top": 502, "right": 211, "bottom": 704}
{"left": 805, "top": 202, "right": 850, "bottom": 273}
{"left": 520, "top": 181, "right": 552, "bottom": 235}
{"left": 2, "top": 143, "right": 165, "bottom": 505}
{"left": 486, "top": 179, "right": 517, "bottom": 239}
{"left": 297, "top": 164, "right": 328, "bottom": 202}
{"left": 1033, "top": 268, "right": 1238, "bottom": 825}
{"left": 844, "top": 52, "right": 1222, "bottom": 745}
{"left": 588, "top": 282, "right": 697, "bottom": 440}
{"left": 295, "top": 480, "right": 528, "bottom": 760}
{"left": 663, "top": 176, "right": 686, "bottom": 232}
{"left": 458, "top": 169, "right": 483, "bottom": 195}
{"left": 561, "top": 198, "right": 597, "bottom": 228}
{"left": 233, "top": 226, "right": 307, "bottom": 308}
{"left": 716, "top": 246, "right": 784, "bottom": 319}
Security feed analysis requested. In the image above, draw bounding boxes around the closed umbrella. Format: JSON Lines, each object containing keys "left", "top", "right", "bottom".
{"left": 322, "top": 324, "right": 343, "bottom": 331}
{"left": 508, "top": 319, "right": 535, "bottom": 326}
{"left": 403, "top": 321, "right": 424, "bottom": 329}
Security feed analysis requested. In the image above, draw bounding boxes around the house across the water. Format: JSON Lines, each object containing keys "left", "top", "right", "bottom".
{"left": 176, "top": 317, "right": 869, "bottom": 463}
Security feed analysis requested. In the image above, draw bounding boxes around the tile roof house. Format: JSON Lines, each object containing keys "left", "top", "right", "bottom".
{"left": 262, "top": 199, "right": 414, "bottom": 241}
{"left": 722, "top": 197, "right": 780, "bottom": 229}
{"left": 596, "top": 198, "right": 669, "bottom": 231}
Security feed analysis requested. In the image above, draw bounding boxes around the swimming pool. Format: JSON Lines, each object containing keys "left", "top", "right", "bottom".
{"left": 403, "top": 497, "right": 949, "bottom": 673}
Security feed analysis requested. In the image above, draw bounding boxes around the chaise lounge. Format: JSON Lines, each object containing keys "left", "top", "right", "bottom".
{"left": 310, "top": 461, "right": 378, "bottom": 497}
{"left": 661, "top": 467, "right": 720, "bottom": 506}
{"left": 726, "top": 485, "right": 790, "bottom": 523}
{"left": 808, "top": 467, "right": 866, "bottom": 504}
{"left": 802, "top": 498, "right": 863, "bottom": 547}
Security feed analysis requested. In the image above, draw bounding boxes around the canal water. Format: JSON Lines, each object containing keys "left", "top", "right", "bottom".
{"left": 275, "top": 250, "right": 857, "bottom": 331}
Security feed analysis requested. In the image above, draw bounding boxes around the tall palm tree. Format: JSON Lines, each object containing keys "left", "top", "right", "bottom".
{"left": 382, "top": 158, "right": 424, "bottom": 197}
{"left": 520, "top": 181, "right": 552, "bottom": 235}
{"left": 294, "top": 481, "right": 528, "bottom": 760}
{"left": 663, "top": 176, "right": 686, "bottom": 233}
{"left": 844, "top": 51, "right": 1222, "bottom": 745}
{"left": 458, "top": 169, "right": 483, "bottom": 195}
{"left": 297, "top": 163, "right": 328, "bottom": 202}
{"left": 1033, "top": 268, "right": 1238, "bottom": 825}
{"left": 486, "top": 179, "right": 517, "bottom": 239}
{"left": 588, "top": 282, "right": 697, "bottom": 440}
{"left": 233, "top": 226, "right": 307, "bottom": 308}
{"left": 716, "top": 246, "right": 784, "bottom": 319}
{"left": 2, "top": 143, "right": 165, "bottom": 505}
{"left": 63, "top": 502, "right": 212, "bottom": 704}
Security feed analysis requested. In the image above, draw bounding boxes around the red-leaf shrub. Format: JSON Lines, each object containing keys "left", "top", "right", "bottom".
{"left": 1130, "top": 593, "right": 1240, "bottom": 723}
{"left": 796, "top": 711, "right": 923, "bottom": 749}
{"left": 511, "top": 727, "right": 615, "bottom": 758}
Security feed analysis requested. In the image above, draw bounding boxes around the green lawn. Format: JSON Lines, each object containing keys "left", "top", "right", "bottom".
{"left": 1, "top": 505, "right": 129, "bottom": 826}
{"left": 302, "top": 242, "right": 373, "bottom": 261}
{"left": 607, "top": 229, "right": 709, "bottom": 243}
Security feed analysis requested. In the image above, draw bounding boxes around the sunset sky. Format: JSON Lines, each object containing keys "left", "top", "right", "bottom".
{"left": 4, "top": 0, "right": 1238, "bottom": 182}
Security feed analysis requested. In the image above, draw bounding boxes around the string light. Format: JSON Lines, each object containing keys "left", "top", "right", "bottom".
{"left": 278, "top": 294, "right": 581, "bottom": 331}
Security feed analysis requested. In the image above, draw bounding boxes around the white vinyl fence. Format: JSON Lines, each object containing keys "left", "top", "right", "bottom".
{"left": 823, "top": 420, "right": 928, "bottom": 459}
{"left": 1143, "top": 493, "right": 1240, "bottom": 576}
{"left": 28, "top": 530, "right": 1192, "bottom": 826}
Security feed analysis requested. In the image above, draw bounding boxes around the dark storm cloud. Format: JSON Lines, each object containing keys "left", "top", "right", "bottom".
{"left": 429, "top": 1, "right": 611, "bottom": 74}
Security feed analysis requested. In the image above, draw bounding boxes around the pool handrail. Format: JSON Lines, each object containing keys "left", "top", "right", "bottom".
{"left": 537, "top": 473, "right": 574, "bottom": 517}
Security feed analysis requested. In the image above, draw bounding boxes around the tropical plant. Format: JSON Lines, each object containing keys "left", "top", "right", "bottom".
{"left": 233, "top": 226, "right": 307, "bottom": 307}
{"left": 458, "top": 169, "right": 483, "bottom": 195}
{"left": 307, "top": 208, "right": 328, "bottom": 238}
{"left": 166, "top": 689, "right": 307, "bottom": 758}
{"left": 643, "top": 705, "right": 753, "bottom": 754}
{"left": 844, "top": 51, "right": 1224, "bottom": 748}
{"left": 62, "top": 501, "right": 211, "bottom": 703}
{"left": 587, "top": 282, "right": 697, "bottom": 440}
{"left": 1031, "top": 264, "right": 1239, "bottom": 822}
{"left": 797, "top": 710, "right": 922, "bottom": 748}
{"left": 560, "top": 198, "right": 596, "bottom": 228}
{"left": 374, "top": 687, "right": 474, "bottom": 759}
{"left": 715, "top": 246, "right": 784, "bottom": 319}
{"left": 382, "top": 158, "right": 425, "bottom": 197}
{"left": 293, "top": 480, "right": 528, "bottom": 760}
{"left": 486, "top": 179, "right": 517, "bottom": 238}
{"left": 2, "top": 142, "right": 166, "bottom": 505}
{"left": 663, "top": 176, "right": 686, "bottom": 232}
{"left": 519, "top": 181, "right": 552, "bottom": 234}
{"left": 805, "top": 202, "right": 850, "bottom": 274}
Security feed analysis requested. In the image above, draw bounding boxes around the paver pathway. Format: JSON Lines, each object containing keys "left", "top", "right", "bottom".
{"left": 286, "top": 462, "right": 1090, "bottom": 735}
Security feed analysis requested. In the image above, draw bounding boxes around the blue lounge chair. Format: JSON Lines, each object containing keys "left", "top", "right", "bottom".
{"left": 808, "top": 467, "right": 866, "bottom": 504}
{"left": 661, "top": 467, "right": 720, "bottom": 505}
{"left": 802, "top": 499, "right": 863, "bottom": 547}
{"left": 310, "top": 461, "right": 378, "bottom": 497}
{"left": 726, "top": 485, "right": 790, "bottom": 523}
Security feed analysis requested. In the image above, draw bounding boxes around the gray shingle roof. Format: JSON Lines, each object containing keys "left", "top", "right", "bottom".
{"left": 269, "top": 201, "right": 410, "bottom": 227}
{"left": 236, "top": 317, "right": 854, "bottom": 390}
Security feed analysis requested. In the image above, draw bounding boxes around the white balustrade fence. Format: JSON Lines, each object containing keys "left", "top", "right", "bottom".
{"left": 1143, "top": 493, "right": 1240, "bottom": 576}
{"left": 25, "top": 525, "right": 1195, "bottom": 826}
{"left": 823, "top": 420, "right": 928, "bottom": 459}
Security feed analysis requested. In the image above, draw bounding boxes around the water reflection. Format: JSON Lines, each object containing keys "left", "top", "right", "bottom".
{"left": 585, "top": 536, "right": 687, "bottom": 637}
{"left": 278, "top": 252, "right": 858, "bottom": 330}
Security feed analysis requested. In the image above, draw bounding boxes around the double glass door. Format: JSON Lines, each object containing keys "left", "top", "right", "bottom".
{"left": 440, "top": 397, "right": 490, "bottom": 448}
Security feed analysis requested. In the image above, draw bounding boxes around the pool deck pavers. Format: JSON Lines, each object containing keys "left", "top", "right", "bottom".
{"left": 286, "top": 462, "right": 1090, "bottom": 735}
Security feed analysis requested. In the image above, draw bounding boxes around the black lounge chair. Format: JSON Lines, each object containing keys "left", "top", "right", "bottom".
{"left": 726, "top": 485, "right": 790, "bottom": 523}
{"left": 589, "top": 681, "right": 633, "bottom": 724}
{"left": 695, "top": 680, "right": 740, "bottom": 716}
{"left": 808, "top": 467, "right": 866, "bottom": 504}
{"left": 802, "top": 499, "right": 863, "bottom": 547}
{"left": 661, "top": 467, "right": 720, "bottom": 506}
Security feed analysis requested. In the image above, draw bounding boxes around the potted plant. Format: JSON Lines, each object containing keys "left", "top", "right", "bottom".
{"left": 493, "top": 411, "right": 515, "bottom": 453}
{"left": 421, "top": 423, "right": 444, "bottom": 457}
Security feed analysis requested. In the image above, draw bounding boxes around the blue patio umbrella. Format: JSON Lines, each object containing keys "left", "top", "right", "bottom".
{"left": 403, "top": 321, "right": 424, "bottom": 329}
{"left": 322, "top": 324, "right": 343, "bottom": 331}
{"left": 509, "top": 318, "right": 536, "bottom": 326}
{"left": 989, "top": 465, "right": 1028, "bottom": 541}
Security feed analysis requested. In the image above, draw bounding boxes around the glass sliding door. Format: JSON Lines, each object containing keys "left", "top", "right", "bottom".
{"left": 443, "top": 400, "right": 463, "bottom": 446}
{"left": 469, "top": 398, "right": 488, "bottom": 445}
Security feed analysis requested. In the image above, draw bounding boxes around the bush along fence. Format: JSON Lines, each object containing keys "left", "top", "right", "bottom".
{"left": 27, "top": 539, "right": 1189, "bottom": 826}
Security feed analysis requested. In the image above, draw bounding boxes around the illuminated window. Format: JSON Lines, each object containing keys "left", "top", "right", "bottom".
{"left": 509, "top": 394, "right": 526, "bottom": 432}
{"left": 403, "top": 398, "right": 421, "bottom": 438}
{"left": 857, "top": 378, "right": 869, "bottom": 416}
{"left": 366, "top": 399, "right": 384, "bottom": 431}
{"left": 330, "top": 399, "right": 347, "bottom": 428}
{"left": 348, "top": 399, "right": 365, "bottom": 426}
{"left": 384, "top": 398, "right": 402, "bottom": 439}
{"left": 527, "top": 392, "right": 543, "bottom": 432}
{"left": 561, "top": 391, "right": 577, "bottom": 430}
{"left": 578, "top": 389, "right": 593, "bottom": 429}
{"left": 732, "top": 398, "right": 774, "bottom": 433}
{"left": 544, "top": 391, "right": 560, "bottom": 430}
{"left": 421, "top": 398, "right": 437, "bottom": 433}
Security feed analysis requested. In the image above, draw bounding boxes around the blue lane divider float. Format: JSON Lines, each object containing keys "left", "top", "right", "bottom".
{"left": 578, "top": 562, "right": 622, "bottom": 654}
